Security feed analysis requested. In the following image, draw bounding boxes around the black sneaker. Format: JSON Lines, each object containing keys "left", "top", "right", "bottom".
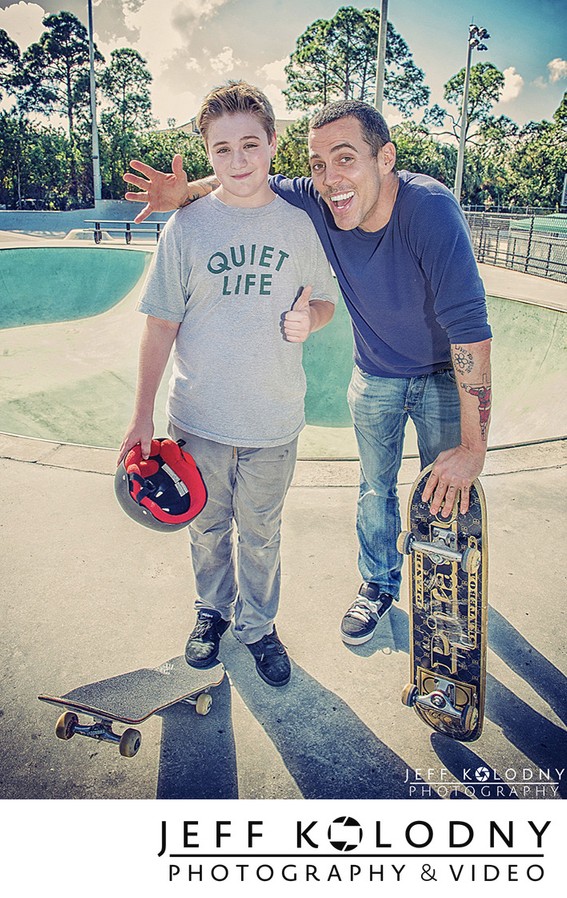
{"left": 247, "top": 628, "right": 291, "bottom": 687}
{"left": 185, "top": 609, "right": 230, "bottom": 668}
{"left": 340, "top": 583, "right": 393, "bottom": 645}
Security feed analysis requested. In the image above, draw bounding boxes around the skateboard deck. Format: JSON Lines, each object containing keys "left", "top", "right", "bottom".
{"left": 38, "top": 656, "right": 224, "bottom": 757}
{"left": 398, "top": 464, "right": 488, "bottom": 741}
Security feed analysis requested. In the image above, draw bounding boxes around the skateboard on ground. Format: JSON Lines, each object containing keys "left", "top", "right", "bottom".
{"left": 397, "top": 464, "right": 488, "bottom": 741}
{"left": 38, "top": 656, "right": 224, "bottom": 758}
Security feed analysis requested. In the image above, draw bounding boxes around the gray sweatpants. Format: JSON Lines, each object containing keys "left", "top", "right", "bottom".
{"left": 169, "top": 424, "right": 298, "bottom": 645}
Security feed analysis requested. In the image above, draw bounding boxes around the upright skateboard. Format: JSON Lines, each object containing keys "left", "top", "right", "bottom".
{"left": 397, "top": 465, "right": 488, "bottom": 741}
{"left": 39, "top": 656, "right": 224, "bottom": 758}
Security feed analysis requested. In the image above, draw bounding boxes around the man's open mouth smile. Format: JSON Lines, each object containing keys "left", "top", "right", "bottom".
{"left": 329, "top": 191, "right": 355, "bottom": 210}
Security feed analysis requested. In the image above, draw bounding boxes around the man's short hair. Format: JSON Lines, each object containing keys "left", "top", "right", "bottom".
{"left": 197, "top": 81, "right": 276, "bottom": 146}
{"left": 310, "top": 100, "right": 391, "bottom": 157}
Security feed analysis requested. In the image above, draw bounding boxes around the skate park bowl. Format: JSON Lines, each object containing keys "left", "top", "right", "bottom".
{"left": 0, "top": 241, "right": 565, "bottom": 456}
{"left": 0, "top": 246, "right": 147, "bottom": 328}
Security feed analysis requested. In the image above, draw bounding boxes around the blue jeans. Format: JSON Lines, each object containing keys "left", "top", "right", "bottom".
{"left": 169, "top": 424, "right": 297, "bottom": 644}
{"left": 347, "top": 366, "right": 461, "bottom": 598}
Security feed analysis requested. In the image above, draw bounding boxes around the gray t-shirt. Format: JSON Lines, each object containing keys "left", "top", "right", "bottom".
{"left": 138, "top": 193, "right": 336, "bottom": 447}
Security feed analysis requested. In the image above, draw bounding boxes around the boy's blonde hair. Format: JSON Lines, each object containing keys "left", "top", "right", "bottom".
{"left": 197, "top": 81, "right": 276, "bottom": 147}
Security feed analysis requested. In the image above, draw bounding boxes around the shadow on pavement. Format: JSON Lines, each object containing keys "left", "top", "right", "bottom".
{"left": 156, "top": 676, "right": 237, "bottom": 799}
{"left": 151, "top": 602, "right": 565, "bottom": 800}
{"left": 217, "top": 634, "right": 434, "bottom": 800}
{"left": 431, "top": 735, "right": 518, "bottom": 800}
{"left": 484, "top": 675, "right": 567, "bottom": 797}
{"left": 488, "top": 606, "right": 567, "bottom": 726}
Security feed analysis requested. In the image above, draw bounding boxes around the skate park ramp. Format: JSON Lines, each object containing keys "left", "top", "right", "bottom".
{"left": 0, "top": 241, "right": 565, "bottom": 453}
{"left": 0, "top": 246, "right": 147, "bottom": 328}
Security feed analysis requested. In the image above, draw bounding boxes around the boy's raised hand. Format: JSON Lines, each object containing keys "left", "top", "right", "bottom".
{"left": 123, "top": 154, "right": 189, "bottom": 223}
{"left": 282, "top": 286, "right": 313, "bottom": 343}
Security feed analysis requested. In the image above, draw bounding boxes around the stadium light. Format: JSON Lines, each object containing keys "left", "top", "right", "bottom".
{"left": 87, "top": 0, "right": 102, "bottom": 203}
{"left": 453, "top": 23, "right": 490, "bottom": 202}
{"left": 374, "top": 0, "right": 389, "bottom": 113}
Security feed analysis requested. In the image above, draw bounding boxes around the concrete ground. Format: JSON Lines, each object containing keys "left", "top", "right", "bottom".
{"left": 0, "top": 232, "right": 565, "bottom": 801}
{"left": 1, "top": 436, "right": 565, "bottom": 801}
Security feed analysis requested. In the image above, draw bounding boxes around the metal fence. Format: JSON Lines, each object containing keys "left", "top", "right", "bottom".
{"left": 464, "top": 211, "right": 567, "bottom": 283}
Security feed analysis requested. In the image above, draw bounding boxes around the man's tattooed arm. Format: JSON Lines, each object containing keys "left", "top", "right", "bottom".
{"left": 423, "top": 339, "right": 492, "bottom": 515}
{"left": 450, "top": 341, "right": 492, "bottom": 446}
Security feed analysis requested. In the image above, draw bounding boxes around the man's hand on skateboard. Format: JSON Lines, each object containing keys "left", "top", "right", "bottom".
{"left": 422, "top": 444, "right": 486, "bottom": 517}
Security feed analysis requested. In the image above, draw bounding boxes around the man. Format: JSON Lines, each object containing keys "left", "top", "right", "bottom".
{"left": 123, "top": 98, "right": 492, "bottom": 648}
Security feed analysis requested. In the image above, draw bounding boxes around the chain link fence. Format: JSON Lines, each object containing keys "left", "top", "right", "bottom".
{"left": 464, "top": 211, "right": 567, "bottom": 283}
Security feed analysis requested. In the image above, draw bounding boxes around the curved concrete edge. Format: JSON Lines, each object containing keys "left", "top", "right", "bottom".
{"left": 0, "top": 233, "right": 154, "bottom": 253}
{"left": 478, "top": 263, "right": 567, "bottom": 312}
{"left": 1, "top": 431, "right": 565, "bottom": 487}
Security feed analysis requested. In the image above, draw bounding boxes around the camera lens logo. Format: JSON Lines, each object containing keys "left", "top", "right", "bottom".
{"left": 327, "top": 816, "right": 363, "bottom": 852}
{"left": 475, "top": 766, "right": 490, "bottom": 782}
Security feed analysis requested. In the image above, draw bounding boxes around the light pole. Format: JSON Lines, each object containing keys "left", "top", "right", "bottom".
{"left": 87, "top": 0, "right": 102, "bottom": 203}
{"left": 453, "top": 23, "right": 490, "bottom": 202}
{"left": 374, "top": 0, "right": 389, "bottom": 113}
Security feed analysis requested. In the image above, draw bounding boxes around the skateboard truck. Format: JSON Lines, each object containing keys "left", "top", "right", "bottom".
{"left": 55, "top": 711, "right": 142, "bottom": 758}
{"left": 397, "top": 530, "right": 481, "bottom": 574}
{"left": 402, "top": 680, "right": 477, "bottom": 731}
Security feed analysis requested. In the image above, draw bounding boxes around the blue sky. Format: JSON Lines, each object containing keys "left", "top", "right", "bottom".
{"left": 0, "top": 0, "right": 565, "bottom": 130}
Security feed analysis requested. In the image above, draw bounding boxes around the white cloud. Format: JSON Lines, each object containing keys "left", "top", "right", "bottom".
{"left": 547, "top": 58, "right": 567, "bottom": 83}
{"left": 500, "top": 66, "right": 524, "bottom": 103}
{"left": 261, "top": 82, "right": 290, "bottom": 119}
{"left": 258, "top": 56, "right": 289, "bottom": 84}
{"left": 208, "top": 46, "right": 241, "bottom": 75}
{"left": 383, "top": 104, "right": 405, "bottom": 130}
{"left": 255, "top": 58, "right": 290, "bottom": 119}
{"left": 105, "top": 0, "right": 235, "bottom": 126}
{"left": 0, "top": 1, "right": 45, "bottom": 50}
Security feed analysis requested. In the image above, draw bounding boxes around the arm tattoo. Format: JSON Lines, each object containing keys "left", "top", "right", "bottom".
{"left": 461, "top": 380, "right": 492, "bottom": 441}
{"left": 178, "top": 176, "right": 220, "bottom": 209}
{"left": 178, "top": 191, "right": 205, "bottom": 209}
{"left": 452, "top": 345, "right": 475, "bottom": 375}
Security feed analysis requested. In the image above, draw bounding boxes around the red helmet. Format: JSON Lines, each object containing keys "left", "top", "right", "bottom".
{"left": 115, "top": 438, "right": 207, "bottom": 532}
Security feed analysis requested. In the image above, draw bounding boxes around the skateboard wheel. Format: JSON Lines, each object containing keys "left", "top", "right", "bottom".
{"left": 119, "top": 728, "right": 142, "bottom": 758}
{"left": 196, "top": 693, "right": 213, "bottom": 716}
{"left": 401, "top": 684, "right": 418, "bottom": 707}
{"left": 460, "top": 704, "right": 477, "bottom": 732}
{"left": 397, "top": 530, "right": 413, "bottom": 555}
{"left": 461, "top": 547, "right": 481, "bottom": 574}
{"left": 55, "top": 711, "right": 78, "bottom": 741}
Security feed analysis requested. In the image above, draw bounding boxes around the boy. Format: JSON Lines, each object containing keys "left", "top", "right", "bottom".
{"left": 118, "top": 82, "right": 336, "bottom": 686}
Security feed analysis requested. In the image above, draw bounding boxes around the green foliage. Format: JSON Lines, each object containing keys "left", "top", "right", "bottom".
{"left": 136, "top": 130, "right": 212, "bottom": 182}
{"left": 0, "top": 28, "right": 20, "bottom": 103}
{"left": 99, "top": 48, "right": 157, "bottom": 197}
{"left": 284, "top": 6, "right": 429, "bottom": 117}
{"left": 99, "top": 48, "right": 155, "bottom": 134}
{"left": 427, "top": 62, "right": 505, "bottom": 144}
{"left": 392, "top": 121, "right": 456, "bottom": 187}
{"left": 0, "top": 12, "right": 563, "bottom": 210}
{"left": 17, "top": 12, "right": 101, "bottom": 137}
{"left": 273, "top": 116, "right": 311, "bottom": 177}
{"left": 0, "top": 111, "right": 77, "bottom": 208}
{"left": 504, "top": 106, "right": 567, "bottom": 207}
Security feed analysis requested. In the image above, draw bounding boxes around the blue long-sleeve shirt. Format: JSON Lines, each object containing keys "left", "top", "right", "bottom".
{"left": 270, "top": 171, "right": 492, "bottom": 377}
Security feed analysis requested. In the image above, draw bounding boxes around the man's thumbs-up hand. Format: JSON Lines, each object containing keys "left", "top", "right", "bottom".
{"left": 282, "top": 286, "right": 313, "bottom": 343}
